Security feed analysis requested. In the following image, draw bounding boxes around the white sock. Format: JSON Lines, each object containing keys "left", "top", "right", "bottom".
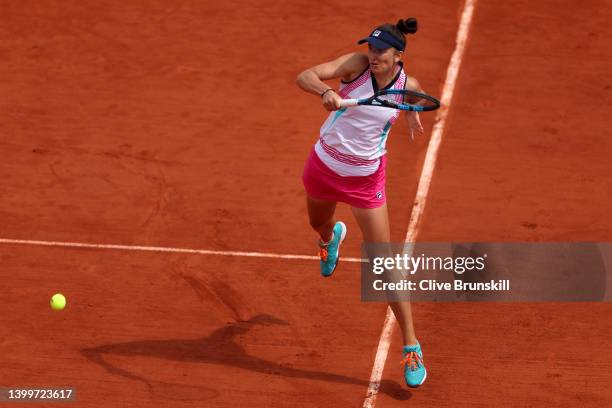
{"left": 319, "top": 231, "right": 335, "bottom": 247}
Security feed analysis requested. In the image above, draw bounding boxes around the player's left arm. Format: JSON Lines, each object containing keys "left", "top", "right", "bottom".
{"left": 404, "top": 76, "right": 425, "bottom": 140}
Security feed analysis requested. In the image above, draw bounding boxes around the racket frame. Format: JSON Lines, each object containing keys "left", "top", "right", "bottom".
{"left": 338, "top": 89, "right": 440, "bottom": 112}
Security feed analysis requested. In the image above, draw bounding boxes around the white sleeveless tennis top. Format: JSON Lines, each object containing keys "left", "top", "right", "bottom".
{"left": 315, "top": 62, "right": 407, "bottom": 176}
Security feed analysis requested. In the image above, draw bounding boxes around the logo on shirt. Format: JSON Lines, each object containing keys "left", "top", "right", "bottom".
{"left": 376, "top": 191, "right": 383, "bottom": 200}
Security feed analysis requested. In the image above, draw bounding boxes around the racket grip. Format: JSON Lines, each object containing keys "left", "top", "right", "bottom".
{"left": 338, "top": 99, "right": 359, "bottom": 108}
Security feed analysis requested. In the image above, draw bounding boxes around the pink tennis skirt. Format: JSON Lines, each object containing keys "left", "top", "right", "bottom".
{"left": 302, "top": 148, "right": 387, "bottom": 209}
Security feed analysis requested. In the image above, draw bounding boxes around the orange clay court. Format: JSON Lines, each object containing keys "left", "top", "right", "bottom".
{"left": 1, "top": 1, "right": 611, "bottom": 407}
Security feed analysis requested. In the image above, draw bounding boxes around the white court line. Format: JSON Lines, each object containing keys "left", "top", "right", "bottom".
{"left": 0, "top": 238, "right": 365, "bottom": 263}
{"left": 362, "top": 1, "right": 478, "bottom": 407}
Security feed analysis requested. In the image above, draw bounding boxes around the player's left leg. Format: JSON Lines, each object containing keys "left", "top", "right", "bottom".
{"left": 351, "top": 203, "right": 427, "bottom": 388}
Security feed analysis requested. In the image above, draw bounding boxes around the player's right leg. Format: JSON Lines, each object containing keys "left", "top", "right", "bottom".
{"left": 306, "top": 195, "right": 346, "bottom": 277}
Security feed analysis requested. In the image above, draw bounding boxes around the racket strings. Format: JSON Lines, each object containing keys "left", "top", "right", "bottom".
{"left": 375, "top": 92, "right": 403, "bottom": 108}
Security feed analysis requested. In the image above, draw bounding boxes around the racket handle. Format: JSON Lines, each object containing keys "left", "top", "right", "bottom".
{"left": 338, "top": 99, "right": 359, "bottom": 108}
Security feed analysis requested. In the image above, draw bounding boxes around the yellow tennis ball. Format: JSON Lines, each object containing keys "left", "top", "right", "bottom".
{"left": 50, "top": 293, "right": 66, "bottom": 311}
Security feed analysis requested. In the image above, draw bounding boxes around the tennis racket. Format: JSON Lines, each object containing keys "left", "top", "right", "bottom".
{"left": 338, "top": 89, "right": 440, "bottom": 112}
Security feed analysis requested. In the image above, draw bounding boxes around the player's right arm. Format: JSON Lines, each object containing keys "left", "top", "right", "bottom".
{"left": 296, "top": 53, "right": 369, "bottom": 111}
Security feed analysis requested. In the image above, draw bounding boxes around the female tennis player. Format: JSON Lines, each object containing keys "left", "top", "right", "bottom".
{"left": 296, "top": 18, "right": 427, "bottom": 388}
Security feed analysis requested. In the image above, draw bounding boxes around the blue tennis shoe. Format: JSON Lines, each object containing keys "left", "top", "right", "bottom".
{"left": 402, "top": 342, "right": 427, "bottom": 388}
{"left": 318, "top": 221, "right": 347, "bottom": 277}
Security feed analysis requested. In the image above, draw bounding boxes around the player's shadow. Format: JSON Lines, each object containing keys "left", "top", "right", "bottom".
{"left": 80, "top": 314, "right": 410, "bottom": 401}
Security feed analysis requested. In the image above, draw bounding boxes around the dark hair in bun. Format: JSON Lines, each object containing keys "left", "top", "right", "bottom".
{"left": 397, "top": 18, "right": 418, "bottom": 35}
{"left": 377, "top": 17, "right": 418, "bottom": 51}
